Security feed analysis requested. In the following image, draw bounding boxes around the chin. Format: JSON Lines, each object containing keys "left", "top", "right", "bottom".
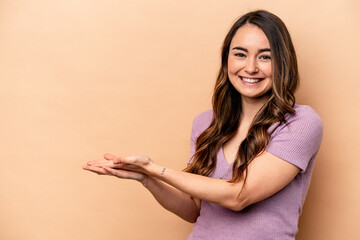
{"left": 239, "top": 89, "right": 272, "bottom": 100}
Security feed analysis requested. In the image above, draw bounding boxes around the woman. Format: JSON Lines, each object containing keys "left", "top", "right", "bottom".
{"left": 83, "top": 10, "right": 323, "bottom": 239}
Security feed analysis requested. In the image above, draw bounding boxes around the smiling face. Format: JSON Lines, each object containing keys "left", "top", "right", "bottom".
{"left": 227, "top": 24, "right": 273, "bottom": 102}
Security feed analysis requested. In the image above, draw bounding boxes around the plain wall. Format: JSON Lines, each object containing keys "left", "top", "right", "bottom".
{"left": 0, "top": 0, "right": 359, "bottom": 239}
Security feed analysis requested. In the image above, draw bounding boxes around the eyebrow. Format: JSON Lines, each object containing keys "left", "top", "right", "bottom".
{"left": 232, "top": 46, "right": 271, "bottom": 53}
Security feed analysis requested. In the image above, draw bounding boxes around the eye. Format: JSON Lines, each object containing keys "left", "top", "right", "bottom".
{"left": 234, "top": 53, "right": 246, "bottom": 58}
{"left": 259, "top": 55, "right": 271, "bottom": 60}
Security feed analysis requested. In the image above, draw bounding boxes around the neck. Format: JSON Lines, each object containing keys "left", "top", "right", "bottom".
{"left": 240, "top": 94, "right": 270, "bottom": 122}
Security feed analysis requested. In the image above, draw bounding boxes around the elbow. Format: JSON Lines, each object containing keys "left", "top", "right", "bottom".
{"left": 182, "top": 212, "right": 199, "bottom": 223}
{"left": 226, "top": 194, "right": 250, "bottom": 212}
{"left": 188, "top": 217, "right": 198, "bottom": 224}
{"left": 228, "top": 202, "right": 247, "bottom": 212}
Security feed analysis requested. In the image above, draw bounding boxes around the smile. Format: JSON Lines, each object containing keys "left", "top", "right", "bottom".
{"left": 240, "top": 77, "right": 264, "bottom": 84}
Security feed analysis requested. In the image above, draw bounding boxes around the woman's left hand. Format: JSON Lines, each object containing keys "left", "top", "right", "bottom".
{"left": 83, "top": 153, "right": 157, "bottom": 180}
{"left": 113, "top": 155, "right": 154, "bottom": 174}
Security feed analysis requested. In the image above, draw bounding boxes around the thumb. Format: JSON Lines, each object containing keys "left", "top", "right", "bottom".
{"left": 113, "top": 156, "right": 123, "bottom": 164}
{"left": 104, "top": 153, "right": 116, "bottom": 160}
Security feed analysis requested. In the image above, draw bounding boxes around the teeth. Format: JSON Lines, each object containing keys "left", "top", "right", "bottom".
{"left": 242, "top": 77, "right": 261, "bottom": 83}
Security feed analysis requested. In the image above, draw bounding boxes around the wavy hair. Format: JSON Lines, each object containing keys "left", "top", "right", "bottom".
{"left": 184, "top": 10, "right": 299, "bottom": 183}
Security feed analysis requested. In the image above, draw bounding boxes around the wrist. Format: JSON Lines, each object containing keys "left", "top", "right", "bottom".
{"left": 160, "top": 167, "right": 167, "bottom": 176}
{"left": 140, "top": 175, "right": 150, "bottom": 188}
{"left": 147, "top": 161, "right": 165, "bottom": 177}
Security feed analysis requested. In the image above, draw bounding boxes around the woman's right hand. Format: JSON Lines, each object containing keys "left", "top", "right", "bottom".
{"left": 83, "top": 153, "right": 148, "bottom": 184}
{"left": 83, "top": 153, "right": 201, "bottom": 222}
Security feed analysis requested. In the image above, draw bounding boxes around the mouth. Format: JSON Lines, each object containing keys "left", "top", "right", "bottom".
{"left": 240, "top": 76, "right": 264, "bottom": 84}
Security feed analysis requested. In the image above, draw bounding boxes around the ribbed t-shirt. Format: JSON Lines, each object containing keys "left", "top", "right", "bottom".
{"left": 187, "top": 105, "right": 323, "bottom": 240}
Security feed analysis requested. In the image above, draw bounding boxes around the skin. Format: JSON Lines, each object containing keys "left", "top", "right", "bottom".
{"left": 83, "top": 24, "right": 300, "bottom": 223}
{"left": 224, "top": 24, "right": 273, "bottom": 164}
{"left": 228, "top": 24, "right": 273, "bottom": 103}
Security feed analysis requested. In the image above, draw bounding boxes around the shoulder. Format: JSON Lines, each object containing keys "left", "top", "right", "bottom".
{"left": 291, "top": 105, "right": 323, "bottom": 123}
{"left": 287, "top": 105, "right": 323, "bottom": 133}
{"left": 193, "top": 109, "right": 213, "bottom": 124}
{"left": 266, "top": 105, "right": 324, "bottom": 171}
{"left": 268, "top": 104, "right": 324, "bottom": 153}
{"left": 191, "top": 109, "right": 214, "bottom": 137}
{"left": 269, "top": 105, "right": 323, "bottom": 135}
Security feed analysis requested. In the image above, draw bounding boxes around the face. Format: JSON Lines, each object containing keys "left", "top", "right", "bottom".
{"left": 227, "top": 24, "right": 272, "bottom": 102}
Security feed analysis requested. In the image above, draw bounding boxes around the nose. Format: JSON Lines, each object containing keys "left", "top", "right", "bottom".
{"left": 245, "top": 58, "right": 259, "bottom": 74}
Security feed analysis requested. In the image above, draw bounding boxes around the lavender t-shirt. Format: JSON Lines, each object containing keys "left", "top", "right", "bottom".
{"left": 187, "top": 105, "right": 323, "bottom": 240}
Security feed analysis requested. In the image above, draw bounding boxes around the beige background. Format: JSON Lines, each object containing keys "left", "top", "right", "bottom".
{"left": 0, "top": 0, "right": 359, "bottom": 239}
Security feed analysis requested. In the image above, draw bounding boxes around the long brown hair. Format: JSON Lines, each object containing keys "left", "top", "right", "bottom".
{"left": 184, "top": 10, "right": 299, "bottom": 183}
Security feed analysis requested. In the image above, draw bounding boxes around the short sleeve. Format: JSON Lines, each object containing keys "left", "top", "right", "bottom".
{"left": 265, "top": 106, "right": 323, "bottom": 172}
{"left": 188, "top": 118, "right": 197, "bottom": 164}
{"left": 188, "top": 110, "right": 214, "bottom": 165}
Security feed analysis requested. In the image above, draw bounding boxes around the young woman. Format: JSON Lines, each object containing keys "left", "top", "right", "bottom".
{"left": 83, "top": 10, "right": 323, "bottom": 239}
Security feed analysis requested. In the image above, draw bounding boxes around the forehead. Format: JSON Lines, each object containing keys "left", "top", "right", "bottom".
{"left": 230, "top": 24, "right": 270, "bottom": 49}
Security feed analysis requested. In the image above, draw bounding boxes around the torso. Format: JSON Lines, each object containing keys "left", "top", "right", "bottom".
{"left": 187, "top": 105, "right": 323, "bottom": 240}
{"left": 222, "top": 119, "right": 251, "bottom": 164}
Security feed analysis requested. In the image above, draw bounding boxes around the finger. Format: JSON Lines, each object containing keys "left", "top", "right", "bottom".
{"left": 89, "top": 161, "right": 128, "bottom": 170}
{"left": 104, "top": 153, "right": 116, "bottom": 160}
{"left": 86, "top": 154, "right": 116, "bottom": 165}
{"left": 87, "top": 160, "right": 103, "bottom": 165}
{"left": 116, "top": 164, "right": 143, "bottom": 173}
{"left": 113, "top": 156, "right": 139, "bottom": 164}
{"left": 103, "top": 167, "right": 144, "bottom": 181}
{"left": 87, "top": 158, "right": 112, "bottom": 165}
{"left": 83, "top": 165, "right": 109, "bottom": 175}
{"left": 113, "top": 156, "right": 127, "bottom": 164}
{"left": 88, "top": 160, "right": 116, "bottom": 167}
{"left": 114, "top": 155, "right": 149, "bottom": 165}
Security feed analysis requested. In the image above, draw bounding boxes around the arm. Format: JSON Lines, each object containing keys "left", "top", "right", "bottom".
{"left": 108, "top": 152, "right": 300, "bottom": 211}
{"left": 143, "top": 177, "right": 200, "bottom": 223}
{"left": 115, "top": 108, "right": 322, "bottom": 211}
{"left": 83, "top": 154, "right": 201, "bottom": 223}
{"left": 85, "top": 108, "right": 322, "bottom": 213}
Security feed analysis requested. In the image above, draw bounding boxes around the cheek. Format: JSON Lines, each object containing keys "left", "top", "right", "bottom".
{"left": 227, "top": 59, "right": 235, "bottom": 74}
{"left": 266, "top": 68, "right": 272, "bottom": 77}
{"left": 227, "top": 57, "right": 243, "bottom": 74}
{"left": 268, "top": 80, "right": 273, "bottom": 88}
{"left": 265, "top": 78, "right": 273, "bottom": 92}
{"left": 258, "top": 62, "right": 272, "bottom": 77}
{"left": 265, "top": 63, "right": 272, "bottom": 77}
